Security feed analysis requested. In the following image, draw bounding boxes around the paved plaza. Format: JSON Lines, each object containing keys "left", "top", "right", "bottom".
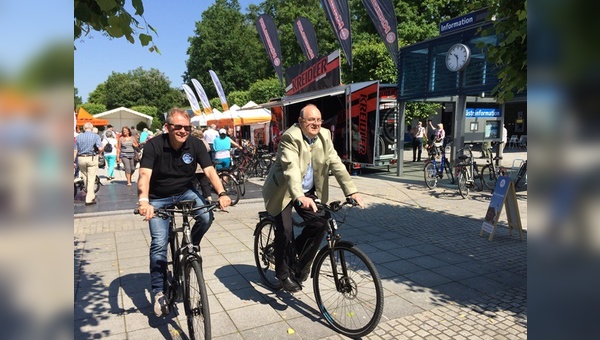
{"left": 74, "top": 150, "right": 527, "bottom": 339}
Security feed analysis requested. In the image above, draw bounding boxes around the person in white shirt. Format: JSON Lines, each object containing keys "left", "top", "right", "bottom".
{"left": 411, "top": 121, "right": 426, "bottom": 162}
{"left": 203, "top": 124, "right": 219, "bottom": 161}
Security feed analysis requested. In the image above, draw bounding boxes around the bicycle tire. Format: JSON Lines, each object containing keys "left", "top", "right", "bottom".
{"left": 444, "top": 161, "right": 455, "bottom": 184}
{"left": 166, "top": 230, "right": 180, "bottom": 303}
{"left": 219, "top": 172, "right": 240, "bottom": 206}
{"left": 184, "top": 259, "right": 211, "bottom": 340}
{"left": 74, "top": 183, "right": 78, "bottom": 197}
{"left": 472, "top": 165, "right": 483, "bottom": 191}
{"left": 423, "top": 162, "right": 438, "bottom": 189}
{"left": 94, "top": 176, "right": 100, "bottom": 193}
{"left": 238, "top": 172, "right": 246, "bottom": 196}
{"left": 514, "top": 163, "right": 527, "bottom": 189}
{"left": 480, "top": 165, "right": 497, "bottom": 191}
{"left": 313, "top": 243, "right": 384, "bottom": 337}
{"left": 458, "top": 168, "right": 469, "bottom": 198}
{"left": 253, "top": 218, "right": 282, "bottom": 290}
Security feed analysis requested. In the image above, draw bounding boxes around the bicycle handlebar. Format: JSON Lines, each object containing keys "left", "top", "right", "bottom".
{"left": 314, "top": 197, "right": 359, "bottom": 213}
{"left": 133, "top": 201, "right": 221, "bottom": 219}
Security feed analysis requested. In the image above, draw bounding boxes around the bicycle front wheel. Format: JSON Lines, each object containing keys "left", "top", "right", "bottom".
{"left": 458, "top": 168, "right": 469, "bottom": 198}
{"left": 94, "top": 176, "right": 101, "bottom": 193}
{"left": 423, "top": 162, "right": 437, "bottom": 189}
{"left": 184, "top": 259, "right": 211, "bottom": 340}
{"left": 480, "top": 165, "right": 497, "bottom": 191}
{"left": 313, "top": 244, "right": 384, "bottom": 337}
{"left": 253, "top": 219, "right": 282, "bottom": 290}
{"left": 219, "top": 172, "right": 240, "bottom": 206}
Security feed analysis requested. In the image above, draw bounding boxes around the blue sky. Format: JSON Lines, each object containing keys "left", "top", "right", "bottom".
{"left": 75, "top": 0, "right": 260, "bottom": 102}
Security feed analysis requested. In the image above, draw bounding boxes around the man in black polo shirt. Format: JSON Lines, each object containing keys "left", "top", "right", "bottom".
{"left": 136, "top": 107, "right": 232, "bottom": 317}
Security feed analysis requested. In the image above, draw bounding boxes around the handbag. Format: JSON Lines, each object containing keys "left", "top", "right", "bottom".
{"left": 98, "top": 155, "right": 106, "bottom": 169}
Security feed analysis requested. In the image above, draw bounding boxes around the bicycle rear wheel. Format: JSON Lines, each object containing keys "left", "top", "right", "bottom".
{"left": 458, "top": 168, "right": 469, "bottom": 198}
{"left": 313, "top": 243, "right": 384, "bottom": 337}
{"left": 94, "top": 176, "right": 101, "bottom": 193}
{"left": 480, "top": 165, "right": 497, "bottom": 191}
{"left": 184, "top": 259, "right": 211, "bottom": 340}
{"left": 253, "top": 219, "right": 281, "bottom": 290}
{"left": 219, "top": 172, "right": 240, "bottom": 206}
{"left": 423, "top": 162, "right": 438, "bottom": 189}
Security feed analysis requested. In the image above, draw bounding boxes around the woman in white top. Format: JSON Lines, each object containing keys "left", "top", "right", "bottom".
{"left": 102, "top": 130, "right": 118, "bottom": 180}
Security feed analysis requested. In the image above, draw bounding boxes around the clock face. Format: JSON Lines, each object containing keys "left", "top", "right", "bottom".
{"left": 446, "top": 44, "right": 471, "bottom": 72}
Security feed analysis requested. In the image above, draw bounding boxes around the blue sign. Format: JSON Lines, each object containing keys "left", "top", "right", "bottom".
{"left": 466, "top": 108, "right": 501, "bottom": 118}
{"left": 439, "top": 8, "right": 489, "bottom": 35}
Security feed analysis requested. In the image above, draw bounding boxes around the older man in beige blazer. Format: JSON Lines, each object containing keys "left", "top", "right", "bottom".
{"left": 262, "top": 104, "right": 364, "bottom": 292}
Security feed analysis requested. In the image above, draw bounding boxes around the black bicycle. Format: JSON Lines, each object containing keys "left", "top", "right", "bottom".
{"left": 480, "top": 146, "right": 507, "bottom": 191}
{"left": 454, "top": 144, "right": 483, "bottom": 198}
{"left": 253, "top": 198, "right": 384, "bottom": 337}
{"left": 135, "top": 200, "right": 219, "bottom": 340}
{"left": 514, "top": 160, "right": 527, "bottom": 190}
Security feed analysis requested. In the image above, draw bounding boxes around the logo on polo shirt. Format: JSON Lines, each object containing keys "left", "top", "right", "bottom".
{"left": 182, "top": 153, "right": 194, "bottom": 164}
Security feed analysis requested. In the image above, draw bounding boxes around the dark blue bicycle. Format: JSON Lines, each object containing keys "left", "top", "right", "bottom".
{"left": 424, "top": 142, "right": 454, "bottom": 189}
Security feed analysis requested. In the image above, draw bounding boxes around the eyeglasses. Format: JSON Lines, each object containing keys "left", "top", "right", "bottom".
{"left": 302, "top": 117, "right": 323, "bottom": 124}
{"left": 169, "top": 124, "right": 192, "bottom": 132}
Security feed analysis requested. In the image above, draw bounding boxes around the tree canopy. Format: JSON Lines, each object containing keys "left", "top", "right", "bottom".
{"left": 74, "top": 0, "right": 160, "bottom": 53}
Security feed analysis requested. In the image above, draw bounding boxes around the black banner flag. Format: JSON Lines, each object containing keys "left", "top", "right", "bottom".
{"left": 293, "top": 17, "right": 319, "bottom": 61}
{"left": 320, "top": 0, "right": 352, "bottom": 69}
{"left": 361, "top": 0, "right": 399, "bottom": 67}
{"left": 256, "top": 14, "right": 284, "bottom": 85}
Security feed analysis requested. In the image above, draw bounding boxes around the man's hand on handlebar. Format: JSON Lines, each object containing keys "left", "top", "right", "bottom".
{"left": 296, "top": 196, "right": 317, "bottom": 212}
{"left": 137, "top": 201, "right": 155, "bottom": 221}
{"left": 217, "top": 195, "right": 232, "bottom": 211}
{"left": 348, "top": 193, "right": 365, "bottom": 209}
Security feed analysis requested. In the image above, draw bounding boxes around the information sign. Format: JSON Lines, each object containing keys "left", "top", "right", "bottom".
{"left": 480, "top": 176, "right": 523, "bottom": 241}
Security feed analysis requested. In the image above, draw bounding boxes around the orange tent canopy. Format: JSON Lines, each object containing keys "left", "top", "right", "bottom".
{"left": 76, "top": 107, "right": 108, "bottom": 127}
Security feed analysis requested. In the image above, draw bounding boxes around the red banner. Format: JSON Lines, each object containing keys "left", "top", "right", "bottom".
{"left": 285, "top": 50, "right": 341, "bottom": 95}
{"left": 293, "top": 17, "right": 319, "bottom": 61}
{"left": 256, "top": 14, "right": 284, "bottom": 85}
{"left": 320, "top": 0, "right": 352, "bottom": 69}
{"left": 361, "top": 0, "right": 399, "bottom": 67}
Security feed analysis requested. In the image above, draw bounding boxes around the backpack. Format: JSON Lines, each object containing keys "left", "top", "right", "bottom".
{"left": 104, "top": 141, "right": 113, "bottom": 153}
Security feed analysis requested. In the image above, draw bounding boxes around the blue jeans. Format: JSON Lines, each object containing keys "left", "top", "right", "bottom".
{"left": 148, "top": 188, "right": 213, "bottom": 294}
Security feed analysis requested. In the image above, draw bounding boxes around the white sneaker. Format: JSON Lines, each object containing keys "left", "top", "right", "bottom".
{"left": 153, "top": 292, "right": 169, "bottom": 317}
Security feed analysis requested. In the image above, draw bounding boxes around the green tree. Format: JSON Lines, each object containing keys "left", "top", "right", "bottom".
{"left": 74, "top": 0, "right": 159, "bottom": 53}
{"left": 75, "top": 88, "right": 82, "bottom": 108}
{"left": 98, "top": 67, "right": 183, "bottom": 113}
{"left": 248, "top": 78, "right": 284, "bottom": 104}
{"left": 228, "top": 90, "right": 251, "bottom": 106}
{"left": 130, "top": 105, "right": 164, "bottom": 130}
{"left": 79, "top": 103, "right": 107, "bottom": 115}
{"left": 88, "top": 82, "right": 107, "bottom": 104}
{"left": 344, "top": 38, "right": 396, "bottom": 84}
{"left": 185, "top": 0, "right": 267, "bottom": 99}
{"left": 19, "top": 42, "right": 73, "bottom": 91}
{"left": 476, "top": 0, "right": 527, "bottom": 103}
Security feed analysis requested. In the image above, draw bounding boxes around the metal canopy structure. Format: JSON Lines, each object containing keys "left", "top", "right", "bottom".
{"left": 398, "top": 22, "right": 499, "bottom": 101}
{"left": 394, "top": 20, "right": 505, "bottom": 176}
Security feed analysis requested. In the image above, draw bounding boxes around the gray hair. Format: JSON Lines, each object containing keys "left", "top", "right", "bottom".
{"left": 83, "top": 122, "right": 93, "bottom": 131}
{"left": 105, "top": 130, "right": 113, "bottom": 138}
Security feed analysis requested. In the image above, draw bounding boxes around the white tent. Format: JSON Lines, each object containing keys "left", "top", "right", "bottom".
{"left": 94, "top": 107, "right": 153, "bottom": 130}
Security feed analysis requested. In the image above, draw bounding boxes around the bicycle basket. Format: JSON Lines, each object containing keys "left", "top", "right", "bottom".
{"left": 455, "top": 148, "right": 473, "bottom": 166}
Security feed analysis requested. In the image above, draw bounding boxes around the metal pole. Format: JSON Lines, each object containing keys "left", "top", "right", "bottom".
{"left": 396, "top": 101, "right": 406, "bottom": 176}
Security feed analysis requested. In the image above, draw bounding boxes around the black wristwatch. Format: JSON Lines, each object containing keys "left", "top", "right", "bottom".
{"left": 218, "top": 191, "right": 228, "bottom": 197}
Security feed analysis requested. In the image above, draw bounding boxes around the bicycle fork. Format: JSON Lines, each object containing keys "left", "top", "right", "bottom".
{"left": 325, "top": 219, "right": 349, "bottom": 293}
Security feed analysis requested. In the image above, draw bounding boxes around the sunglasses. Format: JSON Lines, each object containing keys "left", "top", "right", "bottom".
{"left": 169, "top": 124, "right": 192, "bottom": 132}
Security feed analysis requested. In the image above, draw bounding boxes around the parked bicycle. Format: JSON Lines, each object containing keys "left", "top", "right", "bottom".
{"left": 513, "top": 160, "right": 527, "bottom": 190}
{"left": 454, "top": 144, "right": 483, "bottom": 198}
{"left": 214, "top": 159, "right": 241, "bottom": 206}
{"left": 423, "top": 142, "right": 454, "bottom": 189}
{"left": 480, "top": 147, "right": 507, "bottom": 191}
{"left": 74, "top": 173, "right": 101, "bottom": 198}
{"left": 134, "top": 200, "right": 220, "bottom": 340}
{"left": 253, "top": 197, "right": 384, "bottom": 337}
